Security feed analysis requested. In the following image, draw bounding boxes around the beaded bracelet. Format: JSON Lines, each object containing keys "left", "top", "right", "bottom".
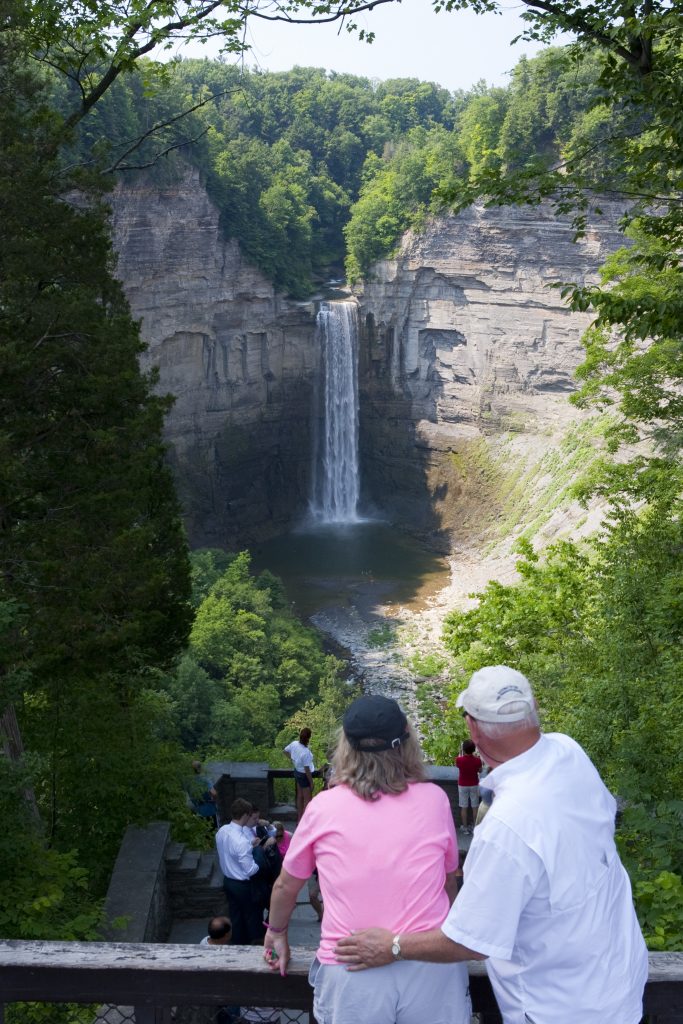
{"left": 264, "top": 921, "right": 287, "bottom": 933}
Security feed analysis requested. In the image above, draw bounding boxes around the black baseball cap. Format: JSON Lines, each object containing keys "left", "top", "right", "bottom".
{"left": 343, "top": 695, "right": 409, "bottom": 752}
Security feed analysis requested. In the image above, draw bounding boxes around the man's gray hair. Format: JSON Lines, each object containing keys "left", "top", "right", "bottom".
{"left": 476, "top": 703, "right": 540, "bottom": 738}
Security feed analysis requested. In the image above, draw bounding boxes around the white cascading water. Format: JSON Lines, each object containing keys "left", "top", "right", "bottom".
{"left": 310, "top": 300, "right": 360, "bottom": 523}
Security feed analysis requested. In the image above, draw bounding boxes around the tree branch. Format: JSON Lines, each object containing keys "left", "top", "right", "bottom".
{"left": 518, "top": 0, "right": 648, "bottom": 69}
{"left": 111, "top": 129, "right": 210, "bottom": 172}
{"left": 247, "top": 0, "right": 395, "bottom": 25}
{"left": 101, "top": 85, "right": 241, "bottom": 174}
{"left": 64, "top": 0, "right": 227, "bottom": 128}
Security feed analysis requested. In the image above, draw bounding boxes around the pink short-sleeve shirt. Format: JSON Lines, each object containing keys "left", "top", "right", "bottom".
{"left": 283, "top": 781, "right": 458, "bottom": 963}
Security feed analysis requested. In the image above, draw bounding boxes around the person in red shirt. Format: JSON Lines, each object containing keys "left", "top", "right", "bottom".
{"left": 455, "top": 739, "right": 482, "bottom": 834}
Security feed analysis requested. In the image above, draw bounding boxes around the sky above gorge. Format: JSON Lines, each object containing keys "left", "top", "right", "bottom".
{"left": 178, "top": 0, "right": 558, "bottom": 93}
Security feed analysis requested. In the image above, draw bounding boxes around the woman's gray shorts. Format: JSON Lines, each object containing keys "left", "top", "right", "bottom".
{"left": 309, "top": 957, "right": 471, "bottom": 1024}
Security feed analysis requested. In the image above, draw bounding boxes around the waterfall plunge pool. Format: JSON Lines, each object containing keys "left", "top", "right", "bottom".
{"left": 251, "top": 520, "right": 450, "bottom": 621}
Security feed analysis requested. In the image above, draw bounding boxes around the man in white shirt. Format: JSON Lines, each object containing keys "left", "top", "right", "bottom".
{"left": 284, "top": 727, "right": 315, "bottom": 820}
{"left": 335, "top": 666, "right": 648, "bottom": 1024}
{"left": 215, "top": 797, "right": 261, "bottom": 944}
{"left": 241, "top": 806, "right": 261, "bottom": 845}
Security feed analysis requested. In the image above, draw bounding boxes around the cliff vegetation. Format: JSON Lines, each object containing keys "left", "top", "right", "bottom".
{"left": 60, "top": 50, "right": 613, "bottom": 295}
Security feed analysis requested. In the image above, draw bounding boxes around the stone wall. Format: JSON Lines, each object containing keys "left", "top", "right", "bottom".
{"left": 209, "top": 761, "right": 272, "bottom": 825}
{"left": 103, "top": 822, "right": 172, "bottom": 943}
{"left": 355, "top": 202, "right": 625, "bottom": 549}
{"left": 110, "top": 170, "right": 318, "bottom": 549}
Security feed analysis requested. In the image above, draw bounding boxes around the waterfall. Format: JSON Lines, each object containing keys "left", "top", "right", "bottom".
{"left": 310, "top": 300, "right": 360, "bottom": 523}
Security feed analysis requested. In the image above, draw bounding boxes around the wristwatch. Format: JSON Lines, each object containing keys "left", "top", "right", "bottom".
{"left": 391, "top": 934, "right": 402, "bottom": 960}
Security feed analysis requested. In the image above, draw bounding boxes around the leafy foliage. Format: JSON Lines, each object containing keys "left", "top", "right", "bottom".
{"left": 618, "top": 801, "right": 683, "bottom": 951}
{"left": 58, "top": 62, "right": 460, "bottom": 296}
{"left": 0, "top": 16, "right": 198, "bottom": 917}
{"left": 344, "top": 49, "right": 609, "bottom": 277}
{"left": 425, "top": 496, "right": 683, "bottom": 947}
{"left": 159, "top": 549, "right": 350, "bottom": 758}
{"left": 0, "top": 758, "right": 101, "bottom": 941}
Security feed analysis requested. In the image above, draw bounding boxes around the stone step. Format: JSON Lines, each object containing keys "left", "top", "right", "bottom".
{"left": 191, "top": 852, "right": 216, "bottom": 883}
{"left": 168, "top": 849, "right": 201, "bottom": 877}
{"left": 173, "top": 898, "right": 227, "bottom": 920}
{"left": 168, "top": 877, "right": 222, "bottom": 897}
{"left": 169, "top": 882, "right": 223, "bottom": 900}
{"left": 164, "top": 841, "right": 186, "bottom": 867}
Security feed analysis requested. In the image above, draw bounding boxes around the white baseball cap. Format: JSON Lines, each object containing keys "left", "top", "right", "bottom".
{"left": 456, "top": 665, "right": 535, "bottom": 723}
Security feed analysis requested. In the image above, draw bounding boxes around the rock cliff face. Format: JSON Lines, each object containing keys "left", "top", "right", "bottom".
{"left": 110, "top": 170, "right": 318, "bottom": 548}
{"left": 110, "top": 171, "right": 624, "bottom": 556}
{"left": 355, "top": 202, "right": 624, "bottom": 550}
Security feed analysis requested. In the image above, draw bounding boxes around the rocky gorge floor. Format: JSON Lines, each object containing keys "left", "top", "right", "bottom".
{"left": 307, "top": 544, "right": 520, "bottom": 721}
{"left": 307, "top": 469, "right": 607, "bottom": 721}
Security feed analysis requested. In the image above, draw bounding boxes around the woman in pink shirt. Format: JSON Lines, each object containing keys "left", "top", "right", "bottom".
{"left": 264, "top": 695, "right": 470, "bottom": 1024}
{"left": 272, "top": 821, "right": 291, "bottom": 857}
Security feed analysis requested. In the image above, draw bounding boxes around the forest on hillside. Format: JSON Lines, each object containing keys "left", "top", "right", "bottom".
{"left": 64, "top": 49, "right": 612, "bottom": 295}
{"left": 1, "top": 0, "right": 682, "bottom": 958}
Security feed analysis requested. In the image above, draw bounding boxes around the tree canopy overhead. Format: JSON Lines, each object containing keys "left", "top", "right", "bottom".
{"left": 17, "top": 0, "right": 682, "bottom": 133}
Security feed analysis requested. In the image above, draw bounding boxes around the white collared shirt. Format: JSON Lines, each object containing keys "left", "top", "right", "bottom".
{"left": 442, "top": 733, "right": 648, "bottom": 1024}
{"left": 215, "top": 821, "right": 258, "bottom": 881}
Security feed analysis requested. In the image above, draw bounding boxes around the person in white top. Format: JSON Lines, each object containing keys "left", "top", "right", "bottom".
{"left": 284, "top": 727, "right": 315, "bottom": 820}
{"left": 215, "top": 797, "right": 261, "bottom": 944}
{"left": 241, "top": 805, "right": 261, "bottom": 845}
{"left": 335, "top": 665, "right": 648, "bottom": 1024}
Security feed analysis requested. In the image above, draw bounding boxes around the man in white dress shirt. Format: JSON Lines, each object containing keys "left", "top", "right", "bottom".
{"left": 215, "top": 797, "right": 261, "bottom": 944}
{"left": 336, "top": 666, "right": 648, "bottom": 1024}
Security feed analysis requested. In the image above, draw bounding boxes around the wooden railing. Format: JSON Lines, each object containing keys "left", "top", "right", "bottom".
{"left": 1, "top": 942, "right": 682, "bottom": 1024}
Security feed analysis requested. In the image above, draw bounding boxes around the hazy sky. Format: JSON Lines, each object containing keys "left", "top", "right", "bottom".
{"left": 178, "top": 0, "right": 559, "bottom": 94}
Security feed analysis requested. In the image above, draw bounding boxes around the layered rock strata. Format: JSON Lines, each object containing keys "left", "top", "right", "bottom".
{"left": 110, "top": 169, "right": 317, "bottom": 548}
{"left": 355, "top": 202, "right": 625, "bottom": 550}
{"left": 110, "top": 170, "right": 625, "bottom": 556}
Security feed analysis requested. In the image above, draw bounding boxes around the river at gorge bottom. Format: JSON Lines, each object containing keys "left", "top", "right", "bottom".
{"left": 251, "top": 521, "right": 451, "bottom": 702}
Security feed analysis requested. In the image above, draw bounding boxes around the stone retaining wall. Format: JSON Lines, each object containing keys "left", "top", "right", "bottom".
{"left": 103, "top": 822, "right": 172, "bottom": 943}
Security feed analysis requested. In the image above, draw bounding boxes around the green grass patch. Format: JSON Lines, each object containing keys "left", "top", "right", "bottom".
{"left": 367, "top": 624, "right": 397, "bottom": 647}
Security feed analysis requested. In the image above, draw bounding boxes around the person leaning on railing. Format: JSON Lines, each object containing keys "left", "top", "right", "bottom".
{"left": 264, "top": 694, "right": 471, "bottom": 1024}
{"left": 335, "top": 666, "right": 649, "bottom": 1024}
{"left": 284, "top": 727, "right": 315, "bottom": 821}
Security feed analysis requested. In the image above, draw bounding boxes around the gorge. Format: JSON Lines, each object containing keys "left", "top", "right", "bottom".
{"left": 108, "top": 171, "right": 627, "bottom": 699}
{"left": 111, "top": 171, "right": 623, "bottom": 571}
{"left": 8, "top": 8, "right": 681, "bottom": 956}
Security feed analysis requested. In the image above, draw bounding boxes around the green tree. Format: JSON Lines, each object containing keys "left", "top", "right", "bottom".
{"left": 457, "top": 87, "right": 507, "bottom": 177}
{"left": 0, "top": 758, "right": 101, "bottom": 940}
{"left": 432, "top": 504, "right": 683, "bottom": 947}
{"left": 345, "top": 125, "right": 466, "bottom": 279}
{"left": 1, "top": 16, "right": 195, "bottom": 900}
{"left": 161, "top": 550, "right": 348, "bottom": 757}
